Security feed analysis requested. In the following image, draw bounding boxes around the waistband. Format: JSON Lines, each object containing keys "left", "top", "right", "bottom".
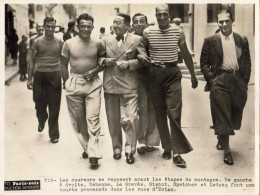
{"left": 219, "top": 69, "right": 239, "bottom": 74}
{"left": 70, "top": 73, "right": 85, "bottom": 78}
{"left": 151, "top": 61, "right": 177, "bottom": 68}
{"left": 70, "top": 73, "right": 99, "bottom": 82}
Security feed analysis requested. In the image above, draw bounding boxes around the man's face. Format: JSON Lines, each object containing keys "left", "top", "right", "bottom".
{"left": 77, "top": 19, "right": 93, "bottom": 39}
{"left": 217, "top": 12, "right": 233, "bottom": 36}
{"left": 44, "top": 21, "right": 56, "bottom": 37}
{"left": 132, "top": 15, "right": 148, "bottom": 36}
{"left": 113, "top": 16, "right": 127, "bottom": 36}
{"left": 37, "top": 26, "right": 44, "bottom": 36}
{"left": 156, "top": 7, "right": 170, "bottom": 28}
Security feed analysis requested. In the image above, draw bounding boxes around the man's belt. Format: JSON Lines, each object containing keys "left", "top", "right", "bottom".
{"left": 219, "top": 69, "right": 239, "bottom": 74}
{"left": 150, "top": 61, "right": 177, "bottom": 68}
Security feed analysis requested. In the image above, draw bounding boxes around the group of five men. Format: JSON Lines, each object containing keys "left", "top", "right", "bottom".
{"left": 27, "top": 4, "right": 251, "bottom": 167}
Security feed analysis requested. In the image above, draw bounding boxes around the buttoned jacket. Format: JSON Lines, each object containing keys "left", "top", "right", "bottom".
{"left": 101, "top": 33, "right": 147, "bottom": 94}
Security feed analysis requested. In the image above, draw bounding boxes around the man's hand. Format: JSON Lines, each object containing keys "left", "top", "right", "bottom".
{"left": 191, "top": 75, "right": 198, "bottom": 89}
{"left": 101, "top": 58, "right": 116, "bottom": 67}
{"left": 117, "top": 61, "right": 129, "bottom": 70}
{"left": 27, "top": 79, "right": 33, "bottom": 90}
{"left": 137, "top": 54, "right": 151, "bottom": 67}
{"left": 84, "top": 69, "right": 97, "bottom": 81}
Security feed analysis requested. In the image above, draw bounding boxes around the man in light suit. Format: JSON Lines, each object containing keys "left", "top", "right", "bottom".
{"left": 200, "top": 10, "right": 251, "bottom": 165}
{"left": 100, "top": 13, "right": 148, "bottom": 164}
{"left": 132, "top": 13, "right": 160, "bottom": 154}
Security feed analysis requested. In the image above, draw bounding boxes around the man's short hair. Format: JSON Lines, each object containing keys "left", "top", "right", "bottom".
{"left": 217, "top": 9, "right": 233, "bottom": 22}
{"left": 132, "top": 13, "right": 148, "bottom": 24}
{"left": 155, "top": 4, "right": 169, "bottom": 13}
{"left": 68, "top": 21, "right": 75, "bottom": 30}
{"left": 43, "top": 17, "right": 56, "bottom": 25}
{"left": 77, "top": 13, "right": 94, "bottom": 25}
{"left": 117, "top": 13, "right": 131, "bottom": 24}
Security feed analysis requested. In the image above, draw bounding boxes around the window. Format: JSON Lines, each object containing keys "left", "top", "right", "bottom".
{"left": 168, "top": 4, "right": 189, "bottom": 23}
{"left": 207, "top": 4, "right": 235, "bottom": 23}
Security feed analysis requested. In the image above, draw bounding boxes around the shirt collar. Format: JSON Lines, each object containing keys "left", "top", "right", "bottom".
{"left": 220, "top": 31, "right": 233, "bottom": 40}
{"left": 114, "top": 31, "right": 128, "bottom": 40}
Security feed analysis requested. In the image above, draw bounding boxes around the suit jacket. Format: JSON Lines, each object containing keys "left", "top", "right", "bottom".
{"left": 63, "top": 31, "right": 78, "bottom": 42}
{"left": 200, "top": 32, "right": 251, "bottom": 91}
{"left": 101, "top": 33, "right": 147, "bottom": 94}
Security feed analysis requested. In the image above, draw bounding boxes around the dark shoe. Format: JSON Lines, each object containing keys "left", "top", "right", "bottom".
{"left": 173, "top": 155, "right": 186, "bottom": 168}
{"left": 89, "top": 157, "right": 98, "bottom": 165}
{"left": 125, "top": 153, "right": 135, "bottom": 164}
{"left": 224, "top": 152, "right": 234, "bottom": 165}
{"left": 82, "top": 151, "right": 88, "bottom": 159}
{"left": 146, "top": 146, "right": 155, "bottom": 152}
{"left": 38, "top": 123, "right": 45, "bottom": 132}
{"left": 50, "top": 138, "right": 59, "bottom": 144}
{"left": 216, "top": 141, "right": 223, "bottom": 150}
{"left": 137, "top": 146, "right": 146, "bottom": 154}
{"left": 162, "top": 150, "right": 171, "bottom": 160}
{"left": 113, "top": 153, "right": 121, "bottom": 160}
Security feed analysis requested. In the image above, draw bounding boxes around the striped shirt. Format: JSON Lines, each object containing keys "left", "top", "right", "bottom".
{"left": 147, "top": 25, "right": 180, "bottom": 63}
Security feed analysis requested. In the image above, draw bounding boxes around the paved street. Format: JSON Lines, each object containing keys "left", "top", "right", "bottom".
{"left": 4, "top": 68, "right": 256, "bottom": 194}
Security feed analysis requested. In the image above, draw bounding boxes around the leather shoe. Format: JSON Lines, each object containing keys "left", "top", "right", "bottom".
{"left": 50, "top": 138, "right": 59, "bottom": 144}
{"left": 125, "top": 153, "right": 135, "bottom": 164}
{"left": 224, "top": 152, "right": 234, "bottom": 165}
{"left": 38, "top": 123, "right": 45, "bottom": 132}
{"left": 82, "top": 151, "right": 88, "bottom": 159}
{"left": 173, "top": 155, "right": 186, "bottom": 168}
{"left": 146, "top": 146, "right": 155, "bottom": 152}
{"left": 89, "top": 157, "right": 98, "bottom": 165}
{"left": 137, "top": 146, "right": 146, "bottom": 154}
{"left": 216, "top": 141, "right": 223, "bottom": 150}
{"left": 162, "top": 150, "right": 171, "bottom": 160}
{"left": 113, "top": 153, "right": 121, "bottom": 160}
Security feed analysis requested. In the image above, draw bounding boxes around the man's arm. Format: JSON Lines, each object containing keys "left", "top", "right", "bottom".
{"left": 135, "top": 28, "right": 151, "bottom": 67}
{"left": 61, "top": 56, "right": 69, "bottom": 89}
{"left": 125, "top": 36, "right": 148, "bottom": 70}
{"left": 200, "top": 37, "right": 213, "bottom": 83}
{"left": 178, "top": 28, "right": 198, "bottom": 89}
{"left": 243, "top": 36, "right": 251, "bottom": 84}
{"left": 27, "top": 40, "right": 37, "bottom": 90}
{"left": 84, "top": 40, "right": 108, "bottom": 80}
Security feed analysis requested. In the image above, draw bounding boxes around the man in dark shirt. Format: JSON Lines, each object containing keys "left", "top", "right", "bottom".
{"left": 27, "top": 17, "right": 64, "bottom": 144}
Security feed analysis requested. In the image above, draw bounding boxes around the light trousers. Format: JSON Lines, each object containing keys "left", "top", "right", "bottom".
{"left": 65, "top": 74, "right": 102, "bottom": 158}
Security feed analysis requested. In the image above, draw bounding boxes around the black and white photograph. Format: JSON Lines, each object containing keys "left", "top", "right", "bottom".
{"left": 1, "top": 0, "right": 259, "bottom": 194}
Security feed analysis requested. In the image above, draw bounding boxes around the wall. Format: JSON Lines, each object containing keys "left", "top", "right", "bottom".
{"left": 10, "top": 4, "right": 29, "bottom": 40}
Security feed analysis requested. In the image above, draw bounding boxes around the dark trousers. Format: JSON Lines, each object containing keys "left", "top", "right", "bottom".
{"left": 33, "top": 71, "right": 61, "bottom": 139}
{"left": 148, "top": 66, "right": 193, "bottom": 155}
{"left": 210, "top": 72, "right": 247, "bottom": 135}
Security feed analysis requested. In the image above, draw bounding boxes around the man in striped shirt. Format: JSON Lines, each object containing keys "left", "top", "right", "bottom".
{"left": 141, "top": 4, "right": 198, "bottom": 168}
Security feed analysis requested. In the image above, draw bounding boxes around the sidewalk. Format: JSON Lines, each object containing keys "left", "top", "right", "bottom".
{"left": 5, "top": 56, "right": 19, "bottom": 86}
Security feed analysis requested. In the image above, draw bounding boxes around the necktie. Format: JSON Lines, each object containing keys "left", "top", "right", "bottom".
{"left": 116, "top": 35, "right": 124, "bottom": 41}
{"left": 225, "top": 36, "right": 229, "bottom": 40}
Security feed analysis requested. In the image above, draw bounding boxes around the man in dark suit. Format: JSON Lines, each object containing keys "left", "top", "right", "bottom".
{"left": 100, "top": 13, "right": 147, "bottom": 164}
{"left": 63, "top": 21, "right": 78, "bottom": 42}
{"left": 200, "top": 10, "right": 251, "bottom": 165}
